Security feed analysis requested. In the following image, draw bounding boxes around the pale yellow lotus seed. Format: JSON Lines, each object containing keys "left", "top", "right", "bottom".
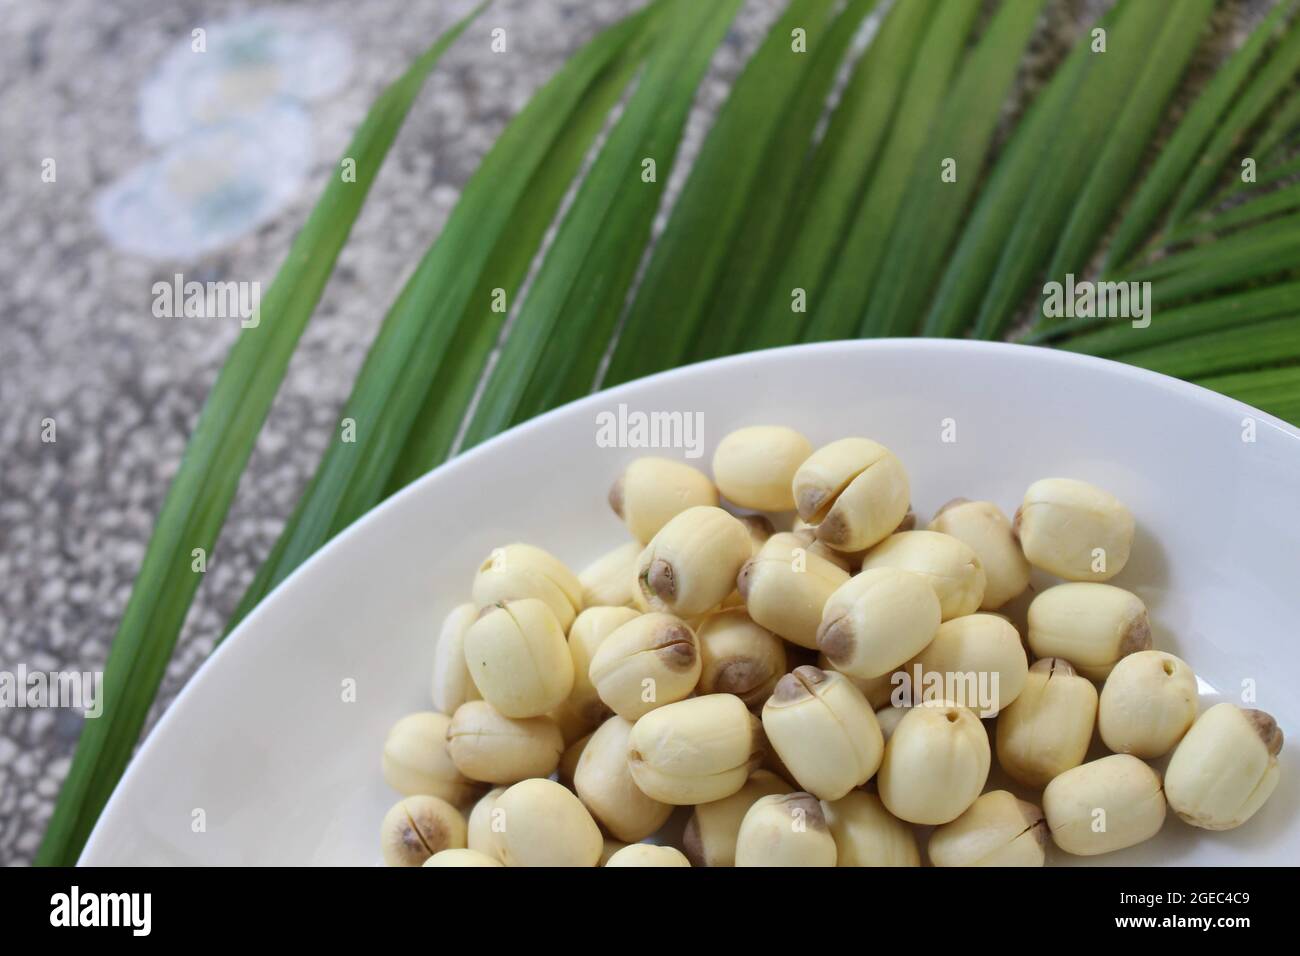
{"left": 928, "top": 499, "right": 1030, "bottom": 609}
{"left": 380, "top": 795, "right": 467, "bottom": 867}
{"left": 1015, "top": 477, "right": 1134, "bottom": 581}
{"left": 1098, "top": 650, "right": 1198, "bottom": 758}
{"left": 793, "top": 438, "right": 910, "bottom": 553}
{"left": 712, "top": 425, "right": 812, "bottom": 511}
{"left": 821, "top": 790, "right": 920, "bottom": 867}
{"left": 431, "top": 602, "right": 481, "bottom": 715}
{"left": 627, "top": 694, "right": 765, "bottom": 805}
{"left": 928, "top": 790, "right": 1047, "bottom": 867}
{"left": 695, "top": 607, "right": 787, "bottom": 708}
{"left": 878, "top": 701, "right": 990, "bottom": 826}
{"left": 587, "top": 611, "right": 700, "bottom": 721}
{"left": 735, "top": 793, "right": 837, "bottom": 867}
{"left": 446, "top": 700, "right": 564, "bottom": 784}
{"left": 566, "top": 605, "right": 639, "bottom": 725}
{"left": 903, "top": 613, "right": 1028, "bottom": 716}
{"left": 1027, "top": 582, "right": 1151, "bottom": 681}
{"left": 818, "top": 567, "right": 941, "bottom": 679}
{"left": 860, "top": 530, "right": 986, "bottom": 620}
{"left": 635, "top": 506, "right": 753, "bottom": 616}
{"left": 471, "top": 542, "right": 583, "bottom": 630}
{"left": 603, "top": 844, "right": 692, "bottom": 867}
{"left": 1042, "top": 753, "right": 1166, "bottom": 856}
{"left": 494, "top": 778, "right": 603, "bottom": 867}
{"left": 1164, "top": 703, "right": 1282, "bottom": 831}
{"left": 737, "top": 532, "right": 849, "bottom": 649}
{"left": 761, "top": 665, "right": 883, "bottom": 801}
{"left": 682, "top": 770, "right": 790, "bottom": 867}
{"left": 578, "top": 541, "right": 643, "bottom": 608}
{"left": 382, "top": 711, "right": 481, "bottom": 808}
{"left": 463, "top": 598, "right": 574, "bottom": 718}
{"left": 609, "top": 457, "right": 718, "bottom": 543}
{"left": 574, "top": 715, "right": 673, "bottom": 843}
{"left": 996, "top": 657, "right": 1097, "bottom": 788}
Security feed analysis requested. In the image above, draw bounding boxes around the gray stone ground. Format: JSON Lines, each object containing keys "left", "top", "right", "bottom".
{"left": 0, "top": 0, "right": 1269, "bottom": 865}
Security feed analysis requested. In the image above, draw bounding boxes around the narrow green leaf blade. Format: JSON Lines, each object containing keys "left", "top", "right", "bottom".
{"left": 1121, "top": 314, "right": 1300, "bottom": 379}
{"left": 602, "top": 0, "right": 840, "bottom": 385}
{"left": 858, "top": 0, "right": 1048, "bottom": 338}
{"left": 228, "top": 10, "right": 653, "bottom": 630}
{"left": 798, "top": 0, "right": 967, "bottom": 344}
{"left": 34, "top": 4, "right": 486, "bottom": 867}
{"left": 690, "top": 0, "right": 882, "bottom": 359}
{"left": 1168, "top": 12, "right": 1300, "bottom": 224}
{"left": 970, "top": 0, "right": 1170, "bottom": 341}
{"left": 1252, "top": 89, "right": 1300, "bottom": 157}
{"left": 1044, "top": 1, "right": 1214, "bottom": 282}
{"left": 461, "top": 0, "right": 743, "bottom": 443}
{"left": 1105, "top": 0, "right": 1297, "bottom": 269}
{"left": 1057, "top": 281, "right": 1300, "bottom": 357}
{"left": 1196, "top": 363, "right": 1300, "bottom": 422}
{"left": 1166, "top": 179, "right": 1300, "bottom": 242}
{"left": 922, "top": 11, "right": 1102, "bottom": 338}
{"left": 738, "top": 0, "right": 936, "bottom": 347}
{"left": 1114, "top": 215, "right": 1300, "bottom": 308}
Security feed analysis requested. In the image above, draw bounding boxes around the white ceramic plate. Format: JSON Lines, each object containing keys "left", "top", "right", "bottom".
{"left": 80, "top": 340, "right": 1300, "bottom": 866}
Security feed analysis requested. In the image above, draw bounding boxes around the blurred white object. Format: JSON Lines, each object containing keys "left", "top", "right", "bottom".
{"left": 96, "top": 9, "right": 351, "bottom": 259}
{"left": 94, "top": 103, "right": 313, "bottom": 260}
{"left": 138, "top": 9, "right": 352, "bottom": 145}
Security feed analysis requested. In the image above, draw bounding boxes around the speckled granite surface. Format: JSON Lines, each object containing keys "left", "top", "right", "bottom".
{"left": 0, "top": 0, "right": 1269, "bottom": 866}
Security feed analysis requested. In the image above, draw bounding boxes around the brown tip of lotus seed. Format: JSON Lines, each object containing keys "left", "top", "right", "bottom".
{"left": 894, "top": 509, "right": 917, "bottom": 533}
{"left": 1121, "top": 613, "right": 1153, "bottom": 656}
{"left": 792, "top": 664, "right": 828, "bottom": 688}
{"left": 780, "top": 792, "right": 827, "bottom": 830}
{"left": 1030, "top": 656, "right": 1076, "bottom": 677}
{"left": 406, "top": 804, "right": 449, "bottom": 856}
{"left": 1242, "top": 709, "right": 1284, "bottom": 756}
{"left": 736, "top": 559, "right": 755, "bottom": 599}
{"left": 608, "top": 475, "right": 625, "bottom": 518}
{"left": 715, "top": 658, "right": 768, "bottom": 700}
{"left": 771, "top": 671, "right": 815, "bottom": 704}
{"left": 682, "top": 816, "right": 706, "bottom": 868}
{"left": 475, "top": 603, "right": 502, "bottom": 621}
{"left": 1010, "top": 505, "right": 1023, "bottom": 543}
{"left": 815, "top": 510, "right": 849, "bottom": 547}
{"left": 646, "top": 558, "right": 676, "bottom": 602}
{"left": 796, "top": 486, "right": 826, "bottom": 521}
{"left": 654, "top": 623, "right": 697, "bottom": 669}
{"left": 933, "top": 498, "right": 969, "bottom": 518}
{"left": 817, "top": 615, "right": 856, "bottom": 666}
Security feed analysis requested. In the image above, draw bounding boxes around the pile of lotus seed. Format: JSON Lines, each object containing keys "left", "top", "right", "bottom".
{"left": 379, "top": 427, "right": 1284, "bottom": 866}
